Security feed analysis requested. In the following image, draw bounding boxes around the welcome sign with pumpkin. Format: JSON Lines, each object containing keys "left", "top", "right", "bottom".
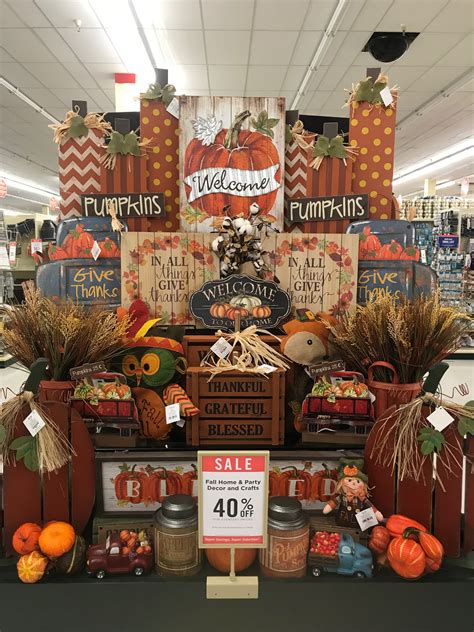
{"left": 179, "top": 96, "right": 285, "bottom": 232}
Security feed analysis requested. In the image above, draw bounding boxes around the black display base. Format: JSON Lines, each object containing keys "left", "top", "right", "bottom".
{"left": 0, "top": 558, "right": 473, "bottom": 632}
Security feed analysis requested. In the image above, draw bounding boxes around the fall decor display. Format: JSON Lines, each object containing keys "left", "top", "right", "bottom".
{"left": 55, "top": 535, "right": 87, "bottom": 575}
{"left": 12, "top": 522, "right": 42, "bottom": 555}
{"left": 387, "top": 535, "right": 426, "bottom": 580}
{"left": 39, "top": 521, "right": 76, "bottom": 559}
{"left": 205, "top": 547, "right": 257, "bottom": 574}
{"left": 17, "top": 550, "right": 49, "bottom": 584}
{"left": 368, "top": 525, "right": 391, "bottom": 555}
{"left": 385, "top": 514, "right": 427, "bottom": 538}
{"left": 358, "top": 226, "right": 420, "bottom": 261}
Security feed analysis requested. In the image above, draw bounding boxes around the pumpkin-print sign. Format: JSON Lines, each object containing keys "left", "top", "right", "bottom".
{"left": 180, "top": 96, "right": 285, "bottom": 232}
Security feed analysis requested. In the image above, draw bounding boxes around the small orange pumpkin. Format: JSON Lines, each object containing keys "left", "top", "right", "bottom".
{"left": 387, "top": 536, "right": 426, "bottom": 580}
{"left": 17, "top": 550, "right": 48, "bottom": 584}
{"left": 368, "top": 525, "right": 391, "bottom": 555}
{"left": 252, "top": 305, "right": 271, "bottom": 318}
{"left": 386, "top": 514, "right": 427, "bottom": 538}
{"left": 343, "top": 465, "right": 358, "bottom": 477}
{"left": 119, "top": 529, "right": 130, "bottom": 543}
{"left": 38, "top": 521, "right": 75, "bottom": 559}
{"left": 205, "top": 548, "right": 256, "bottom": 573}
{"left": 12, "top": 522, "right": 42, "bottom": 555}
{"left": 225, "top": 306, "right": 249, "bottom": 320}
{"left": 417, "top": 531, "right": 444, "bottom": 562}
{"left": 210, "top": 303, "right": 231, "bottom": 318}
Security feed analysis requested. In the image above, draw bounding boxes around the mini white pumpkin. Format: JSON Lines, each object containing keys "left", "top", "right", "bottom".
{"left": 230, "top": 294, "right": 261, "bottom": 309}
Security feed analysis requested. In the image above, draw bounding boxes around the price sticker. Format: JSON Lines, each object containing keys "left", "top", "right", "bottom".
{"left": 355, "top": 507, "right": 379, "bottom": 531}
{"left": 31, "top": 239, "right": 43, "bottom": 254}
{"left": 427, "top": 407, "right": 454, "bottom": 432}
{"left": 210, "top": 338, "right": 233, "bottom": 359}
{"left": 23, "top": 409, "right": 46, "bottom": 437}
{"left": 166, "top": 97, "right": 180, "bottom": 119}
{"left": 8, "top": 242, "right": 16, "bottom": 264}
{"left": 259, "top": 364, "right": 277, "bottom": 374}
{"left": 91, "top": 240, "right": 101, "bottom": 261}
{"left": 380, "top": 86, "right": 393, "bottom": 107}
{"left": 165, "top": 403, "right": 181, "bottom": 425}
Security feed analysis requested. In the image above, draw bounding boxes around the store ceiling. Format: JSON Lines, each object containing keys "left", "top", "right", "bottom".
{"left": 0, "top": 0, "right": 473, "bottom": 213}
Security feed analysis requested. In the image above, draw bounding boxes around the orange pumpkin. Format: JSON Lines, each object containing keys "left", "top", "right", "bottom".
{"left": 39, "top": 521, "right": 75, "bottom": 559}
{"left": 387, "top": 537, "right": 426, "bottom": 580}
{"left": 368, "top": 525, "right": 391, "bottom": 555}
{"left": 119, "top": 530, "right": 130, "bottom": 543}
{"left": 205, "top": 548, "right": 256, "bottom": 573}
{"left": 424, "top": 556, "right": 441, "bottom": 573}
{"left": 225, "top": 306, "right": 249, "bottom": 320}
{"left": 403, "top": 528, "right": 444, "bottom": 562}
{"left": 12, "top": 522, "right": 42, "bottom": 555}
{"left": 210, "top": 303, "right": 231, "bottom": 318}
{"left": 17, "top": 550, "right": 48, "bottom": 584}
{"left": 386, "top": 514, "right": 427, "bottom": 538}
{"left": 252, "top": 305, "right": 271, "bottom": 318}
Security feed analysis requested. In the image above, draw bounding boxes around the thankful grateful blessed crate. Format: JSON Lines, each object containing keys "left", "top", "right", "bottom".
{"left": 185, "top": 368, "right": 285, "bottom": 446}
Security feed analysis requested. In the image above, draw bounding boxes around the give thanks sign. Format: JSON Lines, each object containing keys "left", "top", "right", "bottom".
{"left": 121, "top": 232, "right": 219, "bottom": 325}
{"left": 261, "top": 233, "right": 359, "bottom": 314}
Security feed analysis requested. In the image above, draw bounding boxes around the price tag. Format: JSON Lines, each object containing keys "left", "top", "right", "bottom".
{"left": 91, "top": 240, "right": 101, "bottom": 260}
{"left": 368, "top": 390, "right": 376, "bottom": 403}
{"left": 259, "top": 364, "right": 277, "bottom": 374}
{"left": 31, "top": 239, "right": 43, "bottom": 254}
{"left": 198, "top": 451, "right": 269, "bottom": 547}
{"left": 420, "top": 248, "right": 427, "bottom": 264}
{"left": 355, "top": 507, "right": 379, "bottom": 531}
{"left": 23, "top": 409, "right": 46, "bottom": 437}
{"left": 8, "top": 242, "right": 16, "bottom": 264}
{"left": 210, "top": 338, "right": 233, "bottom": 359}
{"left": 166, "top": 97, "right": 180, "bottom": 119}
{"left": 380, "top": 86, "right": 393, "bottom": 107}
{"left": 165, "top": 403, "right": 181, "bottom": 425}
{"left": 176, "top": 419, "right": 186, "bottom": 428}
{"left": 427, "top": 407, "right": 454, "bottom": 432}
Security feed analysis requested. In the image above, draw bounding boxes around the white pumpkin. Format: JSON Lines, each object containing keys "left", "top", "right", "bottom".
{"left": 230, "top": 294, "right": 261, "bottom": 309}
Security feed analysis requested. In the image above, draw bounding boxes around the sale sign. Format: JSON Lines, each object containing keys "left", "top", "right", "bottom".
{"left": 198, "top": 451, "right": 269, "bottom": 548}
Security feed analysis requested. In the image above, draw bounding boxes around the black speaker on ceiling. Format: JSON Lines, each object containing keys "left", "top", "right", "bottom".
{"left": 363, "top": 31, "right": 419, "bottom": 63}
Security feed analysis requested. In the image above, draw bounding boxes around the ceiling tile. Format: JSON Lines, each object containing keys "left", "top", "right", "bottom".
{"left": 396, "top": 32, "right": 466, "bottom": 66}
{"left": 253, "top": 0, "right": 309, "bottom": 31}
{"left": 166, "top": 30, "right": 206, "bottom": 64}
{"left": 338, "top": 0, "right": 365, "bottom": 30}
{"left": 56, "top": 28, "right": 122, "bottom": 64}
{"left": 349, "top": 0, "right": 392, "bottom": 31}
{"left": 208, "top": 65, "right": 247, "bottom": 90}
{"left": 281, "top": 65, "right": 307, "bottom": 90}
{"left": 63, "top": 61, "right": 99, "bottom": 89}
{"left": 0, "top": 1, "right": 24, "bottom": 26}
{"left": 35, "top": 1, "right": 101, "bottom": 28}
{"left": 377, "top": 0, "right": 446, "bottom": 31}
{"left": 84, "top": 89, "right": 114, "bottom": 111}
{"left": 150, "top": 0, "right": 203, "bottom": 30}
{"left": 317, "top": 65, "right": 348, "bottom": 92}
{"left": 246, "top": 65, "right": 287, "bottom": 90}
{"left": 0, "top": 62, "right": 43, "bottom": 87}
{"left": 409, "top": 65, "right": 470, "bottom": 91}
{"left": 328, "top": 31, "right": 372, "bottom": 66}
{"left": 290, "top": 31, "right": 324, "bottom": 65}
{"left": 206, "top": 31, "right": 251, "bottom": 65}
{"left": 21, "top": 87, "right": 65, "bottom": 108}
{"left": 304, "top": 90, "right": 332, "bottom": 113}
{"left": 436, "top": 33, "right": 474, "bottom": 66}
{"left": 426, "top": 0, "right": 474, "bottom": 32}
{"left": 303, "top": 0, "right": 339, "bottom": 30}
{"left": 175, "top": 65, "right": 209, "bottom": 90}
{"left": 0, "top": 46, "right": 15, "bottom": 62}
{"left": 202, "top": 0, "right": 255, "bottom": 29}
{"left": 317, "top": 31, "right": 346, "bottom": 66}
{"left": 388, "top": 66, "right": 429, "bottom": 88}
{"left": 51, "top": 88, "right": 99, "bottom": 109}
{"left": 4, "top": 1, "right": 50, "bottom": 27}
{"left": 33, "top": 28, "right": 77, "bottom": 62}
{"left": 209, "top": 89, "right": 247, "bottom": 96}
{"left": 249, "top": 31, "right": 298, "bottom": 65}
{"left": 0, "top": 29, "right": 56, "bottom": 61}
{"left": 23, "top": 63, "right": 80, "bottom": 89}
{"left": 84, "top": 63, "right": 127, "bottom": 81}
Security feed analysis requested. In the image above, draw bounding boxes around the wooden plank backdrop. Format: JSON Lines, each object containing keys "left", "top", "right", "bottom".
{"left": 179, "top": 96, "right": 285, "bottom": 233}
{"left": 121, "top": 232, "right": 219, "bottom": 324}
{"left": 262, "top": 232, "right": 358, "bottom": 315}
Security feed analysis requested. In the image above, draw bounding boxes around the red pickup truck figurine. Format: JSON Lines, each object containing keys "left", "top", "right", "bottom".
{"left": 86, "top": 533, "right": 153, "bottom": 579}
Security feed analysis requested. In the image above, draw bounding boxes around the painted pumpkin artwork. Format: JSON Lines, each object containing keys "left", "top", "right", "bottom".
{"left": 358, "top": 226, "right": 420, "bottom": 261}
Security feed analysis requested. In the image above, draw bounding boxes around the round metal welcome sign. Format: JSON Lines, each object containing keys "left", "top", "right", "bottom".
{"left": 189, "top": 274, "right": 291, "bottom": 330}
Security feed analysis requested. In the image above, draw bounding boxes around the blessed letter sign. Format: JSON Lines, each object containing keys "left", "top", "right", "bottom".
{"left": 286, "top": 194, "right": 369, "bottom": 224}
{"left": 82, "top": 193, "right": 165, "bottom": 218}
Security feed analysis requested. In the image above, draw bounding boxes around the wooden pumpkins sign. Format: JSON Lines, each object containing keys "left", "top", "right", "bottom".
{"left": 179, "top": 96, "right": 285, "bottom": 232}
{"left": 189, "top": 274, "right": 291, "bottom": 330}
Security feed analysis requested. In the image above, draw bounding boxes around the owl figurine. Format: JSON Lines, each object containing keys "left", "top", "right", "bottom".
{"left": 112, "top": 306, "right": 198, "bottom": 439}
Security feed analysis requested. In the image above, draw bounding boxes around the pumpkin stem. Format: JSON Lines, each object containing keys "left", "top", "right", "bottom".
{"left": 224, "top": 110, "right": 251, "bottom": 149}
{"left": 402, "top": 527, "right": 421, "bottom": 539}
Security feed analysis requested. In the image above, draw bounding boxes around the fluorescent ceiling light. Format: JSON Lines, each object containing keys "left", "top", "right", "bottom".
{"left": 6, "top": 194, "right": 46, "bottom": 206}
{"left": 291, "top": 0, "right": 349, "bottom": 110}
{"left": 0, "top": 77, "right": 60, "bottom": 124}
{"left": 0, "top": 172, "right": 58, "bottom": 199}
{"left": 393, "top": 146, "right": 474, "bottom": 186}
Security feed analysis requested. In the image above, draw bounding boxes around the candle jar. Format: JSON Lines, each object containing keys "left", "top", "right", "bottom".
{"left": 154, "top": 494, "right": 201, "bottom": 576}
{"left": 259, "top": 496, "right": 309, "bottom": 578}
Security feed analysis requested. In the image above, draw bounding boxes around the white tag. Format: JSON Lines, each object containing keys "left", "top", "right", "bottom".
{"left": 259, "top": 364, "right": 277, "bottom": 374}
{"left": 380, "top": 86, "right": 393, "bottom": 107}
{"left": 166, "top": 97, "right": 180, "bottom": 119}
{"left": 165, "top": 403, "right": 181, "bottom": 425}
{"left": 31, "top": 239, "right": 43, "bottom": 254}
{"left": 427, "top": 407, "right": 454, "bottom": 432}
{"left": 8, "top": 242, "right": 16, "bottom": 264}
{"left": 210, "top": 338, "right": 233, "bottom": 359}
{"left": 420, "top": 249, "right": 427, "bottom": 264}
{"left": 176, "top": 419, "right": 186, "bottom": 428}
{"left": 355, "top": 507, "right": 379, "bottom": 531}
{"left": 91, "top": 240, "right": 101, "bottom": 260}
{"left": 23, "top": 409, "right": 46, "bottom": 437}
{"left": 368, "top": 390, "right": 376, "bottom": 403}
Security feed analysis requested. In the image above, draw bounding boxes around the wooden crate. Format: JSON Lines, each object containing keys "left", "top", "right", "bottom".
{"left": 308, "top": 514, "right": 368, "bottom": 547}
{"left": 183, "top": 334, "right": 282, "bottom": 368}
{"left": 185, "top": 368, "right": 285, "bottom": 446}
{"left": 92, "top": 516, "right": 154, "bottom": 544}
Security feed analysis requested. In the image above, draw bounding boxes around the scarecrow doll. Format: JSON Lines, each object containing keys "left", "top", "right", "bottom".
{"left": 322, "top": 458, "right": 383, "bottom": 528}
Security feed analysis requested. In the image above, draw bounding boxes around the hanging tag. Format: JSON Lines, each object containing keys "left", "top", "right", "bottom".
{"left": 8, "top": 242, "right": 16, "bottom": 264}
{"left": 166, "top": 97, "right": 180, "bottom": 119}
{"left": 165, "top": 403, "right": 181, "bottom": 425}
{"left": 355, "top": 507, "right": 379, "bottom": 531}
{"left": 420, "top": 248, "right": 427, "bottom": 264}
{"left": 427, "top": 407, "right": 454, "bottom": 432}
{"left": 380, "top": 86, "right": 393, "bottom": 107}
{"left": 176, "top": 419, "right": 186, "bottom": 428}
{"left": 31, "top": 239, "right": 43, "bottom": 254}
{"left": 210, "top": 338, "right": 233, "bottom": 359}
{"left": 368, "top": 390, "right": 376, "bottom": 403}
{"left": 23, "top": 409, "right": 46, "bottom": 437}
{"left": 259, "top": 364, "right": 277, "bottom": 374}
{"left": 91, "top": 240, "right": 101, "bottom": 260}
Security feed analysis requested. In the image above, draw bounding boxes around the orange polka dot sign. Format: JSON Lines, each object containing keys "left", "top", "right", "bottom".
{"left": 140, "top": 86, "right": 180, "bottom": 232}
{"left": 349, "top": 76, "right": 397, "bottom": 221}
{"left": 179, "top": 96, "right": 285, "bottom": 232}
